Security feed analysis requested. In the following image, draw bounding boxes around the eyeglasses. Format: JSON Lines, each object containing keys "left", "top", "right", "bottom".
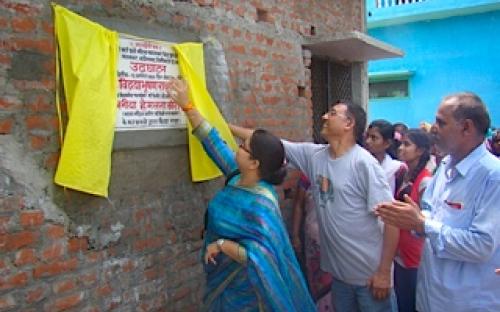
{"left": 327, "top": 109, "right": 349, "bottom": 119}
{"left": 239, "top": 143, "right": 253, "bottom": 156}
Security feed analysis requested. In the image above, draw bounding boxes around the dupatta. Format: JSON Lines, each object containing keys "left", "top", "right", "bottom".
{"left": 202, "top": 179, "right": 315, "bottom": 311}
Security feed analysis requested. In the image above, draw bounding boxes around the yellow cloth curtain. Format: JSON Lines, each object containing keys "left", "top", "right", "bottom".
{"left": 53, "top": 4, "right": 118, "bottom": 197}
{"left": 173, "top": 43, "right": 238, "bottom": 182}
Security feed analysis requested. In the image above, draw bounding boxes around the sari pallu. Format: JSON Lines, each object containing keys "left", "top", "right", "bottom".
{"left": 195, "top": 122, "right": 315, "bottom": 311}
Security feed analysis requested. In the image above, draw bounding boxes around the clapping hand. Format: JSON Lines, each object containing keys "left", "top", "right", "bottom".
{"left": 375, "top": 194, "right": 425, "bottom": 233}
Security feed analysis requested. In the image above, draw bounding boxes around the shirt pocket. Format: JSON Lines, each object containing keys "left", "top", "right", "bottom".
{"left": 439, "top": 196, "right": 473, "bottom": 228}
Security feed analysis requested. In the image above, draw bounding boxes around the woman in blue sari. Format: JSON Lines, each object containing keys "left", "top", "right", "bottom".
{"left": 170, "top": 79, "right": 315, "bottom": 311}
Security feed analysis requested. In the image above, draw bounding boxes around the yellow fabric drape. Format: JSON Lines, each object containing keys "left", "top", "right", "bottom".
{"left": 173, "top": 43, "right": 238, "bottom": 182}
{"left": 53, "top": 4, "right": 118, "bottom": 197}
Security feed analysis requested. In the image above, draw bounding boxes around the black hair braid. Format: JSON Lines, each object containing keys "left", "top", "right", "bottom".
{"left": 408, "top": 150, "right": 430, "bottom": 183}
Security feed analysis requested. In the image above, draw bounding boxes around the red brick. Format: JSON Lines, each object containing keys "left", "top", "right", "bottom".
{"left": 41, "top": 241, "right": 65, "bottom": 261}
{"left": 96, "top": 284, "right": 112, "bottom": 297}
{"left": 12, "top": 38, "right": 53, "bottom": 54}
{"left": 229, "top": 44, "right": 246, "bottom": 54}
{"left": 205, "top": 22, "right": 216, "bottom": 32}
{"left": 79, "top": 270, "right": 97, "bottom": 287}
{"left": 28, "top": 95, "right": 54, "bottom": 113}
{"left": 144, "top": 268, "right": 158, "bottom": 280}
{"left": 44, "top": 152, "right": 60, "bottom": 170}
{"left": 68, "top": 237, "right": 88, "bottom": 253}
{"left": 52, "top": 279, "right": 76, "bottom": 294}
{"left": 171, "top": 287, "right": 190, "bottom": 302}
{"left": 19, "top": 210, "right": 44, "bottom": 227}
{"left": 29, "top": 135, "right": 50, "bottom": 150}
{"left": 42, "top": 21, "right": 54, "bottom": 35}
{"left": 42, "top": 59, "right": 55, "bottom": 74}
{"left": 14, "top": 248, "right": 37, "bottom": 266}
{"left": 0, "top": 1, "right": 41, "bottom": 15}
{"left": 133, "top": 237, "right": 162, "bottom": 252}
{"left": 26, "top": 285, "right": 47, "bottom": 303}
{"left": 262, "top": 96, "right": 281, "bottom": 105}
{"left": 122, "top": 259, "right": 135, "bottom": 273}
{"left": 0, "top": 16, "right": 7, "bottom": 28}
{"left": 195, "top": 0, "right": 217, "bottom": 6}
{"left": 0, "top": 117, "right": 14, "bottom": 134}
{"left": 0, "top": 97, "right": 20, "bottom": 110}
{"left": 261, "top": 73, "right": 278, "bottom": 81}
{"left": 250, "top": 47, "right": 268, "bottom": 58}
{"left": 47, "top": 291, "right": 84, "bottom": 312}
{"left": 272, "top": 53, "right": 286, "bottom": 61}
{"left": 26, "top": 115, "right": 58, "bottom": 132}
{"left": 45, "top": 224, "right": 65, "bottom": 239}
{"left": 85, "top": 251, "right": 103, "bottom": 264}
{"left": 172, "top": 14, "right": 187, "bottom": 25}
{"left": 0, "top": 231, "right": 37, "bottom": 251}
{"left": 11, "top": 17, "right": 36, "bottom": 32}
{"left": 32, "top": 258, "right": 78, "bottom": 278}
{"left": 134, "top": 208, "right": 152, "bottom": 223}
{"left": 0, "top": 272, "right": 29, "bottom": 290}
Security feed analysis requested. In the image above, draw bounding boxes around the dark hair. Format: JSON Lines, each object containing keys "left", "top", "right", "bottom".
{"left": 368, "top": 119, "right": 395, "bottom": 141}
{"left": 444, "top": 92, "right": 491, "bottom": 136}
{"left": 368, "top": 119, "right": 397, "bottom": 158}
{"left": 250, "top": 129, "right": 287, "bottom": 185}
{"left": 393, "top": 122, "right": 408, "bottom": 133}
{"left": 333, "top": 100, "right": 367, "bottom": 145}
{"left": 404, "top": 129, "right": 431, "bottom": 183}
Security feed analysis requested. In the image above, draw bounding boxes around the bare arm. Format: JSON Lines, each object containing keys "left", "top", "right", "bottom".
{"left": 229, "top": 124, "right": 254, "bottom": 141}
{"left": 368, "top": 223, "right": 399, "bottom": 300}
{"left": 204, "top": 239, "right": 247, "bottom": 265}
{"left": 170, "top": 79, "right": 203, "bottom": 129}
{"left": 291, "top": 186, "right": 306, "bottom": 252}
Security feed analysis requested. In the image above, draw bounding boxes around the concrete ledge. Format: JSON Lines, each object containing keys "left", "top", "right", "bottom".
{"left": 112, "top": 128, "right": 187, "bottom": 150}
{"left": 304, "top": 31, "right": 403, "bottom": 62}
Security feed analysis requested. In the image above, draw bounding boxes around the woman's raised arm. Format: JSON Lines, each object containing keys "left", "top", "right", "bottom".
{"left": 229, "top": 124, "right": 254, "bottom": 141}
{"left": 169, "top": 79, "right": 203, "bottom": 128}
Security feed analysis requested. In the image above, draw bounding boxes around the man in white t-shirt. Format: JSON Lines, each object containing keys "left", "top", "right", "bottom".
{"left": 282, "top": 101, "right": 398, "bottom": 311}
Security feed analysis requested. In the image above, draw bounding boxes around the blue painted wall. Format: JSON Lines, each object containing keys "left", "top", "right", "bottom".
{"left": 368, "top": 10, "right": 500, "bottom": 128}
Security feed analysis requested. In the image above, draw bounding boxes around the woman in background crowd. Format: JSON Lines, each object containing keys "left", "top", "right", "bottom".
{"left": 487, "top": 129, "right": 500, "bottom": 157}
{"left": 393, "top": 129, "right": 433, "bottom": 312}
{"left": 364, "top": 119, "right": 407, "bottom": 195}
{"left": 292, "top": 172, "right": 333, "bottom": 311}
{"left": 169, "top": 79, "right": 315, "bottom": 311}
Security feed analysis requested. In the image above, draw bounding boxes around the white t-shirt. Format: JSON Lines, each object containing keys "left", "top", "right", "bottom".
{"left": 380, "top": 153, "right": 405, "bottom": 195}
{"left": 283, "top": 141, "right": 393, "bottom": 285}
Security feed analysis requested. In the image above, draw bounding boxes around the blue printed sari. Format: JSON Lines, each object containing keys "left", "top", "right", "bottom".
{"left": 194, "top": 122, "right": 315, "bottom": 311}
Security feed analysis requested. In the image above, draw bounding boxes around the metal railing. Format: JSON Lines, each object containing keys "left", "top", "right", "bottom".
{"left": 375, "top": 0, "right": 426, "bottom": 8}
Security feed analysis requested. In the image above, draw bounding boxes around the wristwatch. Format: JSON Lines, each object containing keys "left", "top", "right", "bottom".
{"left": 216, "top": 238, "right": 225, "bottom": 251}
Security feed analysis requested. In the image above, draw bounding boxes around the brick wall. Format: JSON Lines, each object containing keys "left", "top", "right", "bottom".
{"left": 0, "top": 0, "right": 364, "bottom": 311}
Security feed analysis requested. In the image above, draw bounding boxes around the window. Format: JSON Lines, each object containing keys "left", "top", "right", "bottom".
{"left": 368, "top": 70, "right": 413, "bottom": 100}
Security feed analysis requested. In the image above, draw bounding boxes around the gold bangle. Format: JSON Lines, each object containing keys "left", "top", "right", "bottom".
{"left": 182, "top": 102, "right": 194, "bottom": 112}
